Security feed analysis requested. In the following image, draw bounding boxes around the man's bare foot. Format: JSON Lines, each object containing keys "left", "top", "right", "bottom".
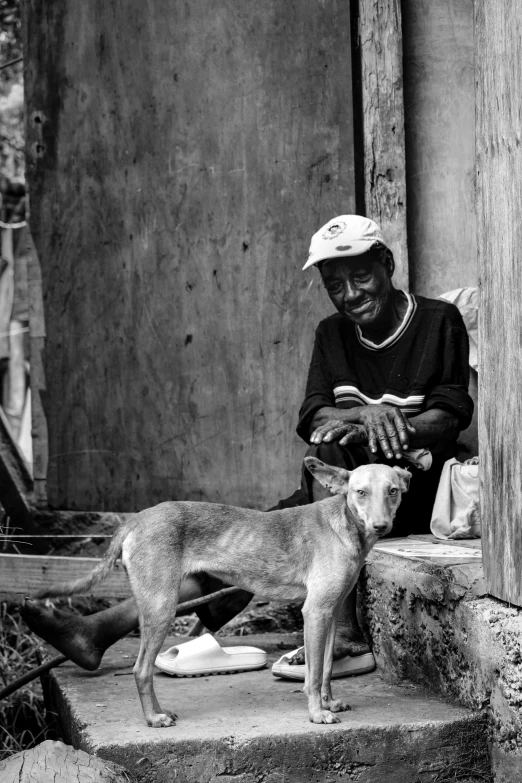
{"left": 333, "top": 625, "right": 371, "bottom": 658}
{"left": 21, "top": 600, "right": 108, "bottom": 671}
{"left": 288, "top": 628, "right": 370, "bottom": 666}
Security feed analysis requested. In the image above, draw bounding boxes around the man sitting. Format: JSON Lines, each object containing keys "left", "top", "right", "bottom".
{"left": 23, "top": 215, "right": 473, "bottom": 674}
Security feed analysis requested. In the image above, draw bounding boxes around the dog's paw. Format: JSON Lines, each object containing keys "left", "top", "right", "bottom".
{"left": 309, "top": 709, "right": 341, "bottom": 725}
{"left": 147, "top": 711, "right": 177, "bottom": 728}
{"left": 329, "top": 698, "right": 352, "bottom": 713}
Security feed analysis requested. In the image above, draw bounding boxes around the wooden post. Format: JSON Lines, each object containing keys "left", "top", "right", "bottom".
{"left": 359, "top": 0, "right": 408, "bottom": 291}
{"left": 476, "top": 1, "right": 522, "bottom": 606}
{"left": 24, "top": 225, "right": 48, "bottom": 506}
{"left": 400, "top": 0, "right": 476, "bottom": 298}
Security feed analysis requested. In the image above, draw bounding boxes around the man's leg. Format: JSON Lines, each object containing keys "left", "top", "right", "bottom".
{"left": 22, "top": 575, "right": 216, "bottom": 671}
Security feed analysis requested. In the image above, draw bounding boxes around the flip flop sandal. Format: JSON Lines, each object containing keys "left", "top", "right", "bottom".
{"left": 271, "top": 646, "right": 375, "bottom": 681}
{"left": 155, "top": 633, "right": 267, "bottom": 677}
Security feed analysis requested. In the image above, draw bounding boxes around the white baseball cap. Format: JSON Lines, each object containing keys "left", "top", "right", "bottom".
{"left": 303, "top": 215, "right": 389, "bottom": 271}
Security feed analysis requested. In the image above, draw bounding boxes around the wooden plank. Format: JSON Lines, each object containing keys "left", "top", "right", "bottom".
{"left": 0, "top": 405, "right": 38, "bottom": 537}
{"left": 24, "top": 0, "right": 356, "bottom": 511}
{"left": 359, "top": 0, "right": 408, "bottom": 291}
{"left": 400, "top": 0, "right": 476, "bottom": 298}
{"left": 475, "top": 1, "right": 522, "bottom": 606}
{"left": 0, "top": 553, "right": 130, "bottom": 598}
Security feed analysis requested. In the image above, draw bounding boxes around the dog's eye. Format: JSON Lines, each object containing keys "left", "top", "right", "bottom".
{"left": 356, "top": 489, "right": 366, "bottom": 497}
{"left": 389, "top": 488, "right": 398, "bottom": 496}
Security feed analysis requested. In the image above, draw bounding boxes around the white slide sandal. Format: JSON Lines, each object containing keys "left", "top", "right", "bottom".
{"left": 271, "top": 646, "right": 375, "bottom": 681}
{"left": 155, "top": 633, "right": 267, "bottom": 677}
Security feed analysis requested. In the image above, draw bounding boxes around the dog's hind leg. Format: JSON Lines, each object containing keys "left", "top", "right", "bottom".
{"left": 133, "top": 591, "right": 178, "bottom": 728}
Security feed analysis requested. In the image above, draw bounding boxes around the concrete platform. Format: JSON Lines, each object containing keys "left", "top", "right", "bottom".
{"left": 49, "top": 633, "right": 489, "bottom": 783}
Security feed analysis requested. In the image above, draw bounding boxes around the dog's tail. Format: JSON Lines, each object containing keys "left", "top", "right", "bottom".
{"left": 33, "top": 524, "right": 129, "bottom": 599}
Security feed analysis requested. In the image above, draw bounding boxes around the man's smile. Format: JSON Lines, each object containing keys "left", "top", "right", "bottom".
{"left": 346, "top": 299, "right": 374, "bottom": 315}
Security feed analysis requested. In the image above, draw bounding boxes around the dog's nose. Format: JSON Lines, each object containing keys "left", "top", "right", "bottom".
{"left": 373, "top": 522, "right": 390, "bottom": 535}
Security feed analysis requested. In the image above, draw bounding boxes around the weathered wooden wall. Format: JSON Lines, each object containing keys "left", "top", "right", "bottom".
{"left": 359, "top": 0, "right": 408, "bottom": 292}
{"left": 402, "top": 0, "right": 476, "bottom": 298}
{"left": 24, "top": 0, "right": 355, "bottom": 510}
{"left": 476, "top": 1, "right": 522, "bottom": 607}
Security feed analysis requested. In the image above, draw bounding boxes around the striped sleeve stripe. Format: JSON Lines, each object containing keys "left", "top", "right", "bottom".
{"left": 334, "top": 386, "right": 425, "bottom": 410}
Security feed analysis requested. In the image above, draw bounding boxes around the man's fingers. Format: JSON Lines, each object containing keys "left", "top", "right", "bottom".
{"left": 376, "top": 424, "right": 394, "bottom": 460}
{"left": 392, "top": 411, "right": 412, "bottom": 449}
{"left": 367, "top": 425, "right": 378, "bottom": 454}
{"left": 312, "top": 420, "right": 365, "bottom": 444}
{"left": 339, "top": 426, "right": 366, "bottom": 446}
{"left": 385, "top": 422, "right": 404, "bottom": 458}
{"left": 310, "top": 424, "right": 334, "bottom": 443}
{"left": 324, "top": 425, "right": 355, "bottom": 443}
{"left": 311, "top": 420, "right": 346, "bottom": 444}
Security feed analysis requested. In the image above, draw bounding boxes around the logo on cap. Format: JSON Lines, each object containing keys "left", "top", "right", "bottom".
{"left": 336, "top": 245, "right": 352, "bottom": 251}
{"left": 322, "top": 221, "right": 346, "bottom": 240}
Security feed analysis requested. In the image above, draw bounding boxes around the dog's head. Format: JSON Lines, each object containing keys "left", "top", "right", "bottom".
{"left": 304, "top": 457, "right": 410, "bottom": 538}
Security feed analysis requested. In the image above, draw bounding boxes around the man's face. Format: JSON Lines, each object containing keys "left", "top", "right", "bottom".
{"left": 320, "top": 252, "right": 393, "bottom": 327}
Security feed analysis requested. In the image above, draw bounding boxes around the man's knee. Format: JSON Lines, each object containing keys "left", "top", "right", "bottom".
{"left": 305, "top": 441, "right": 369, "bottom": 471}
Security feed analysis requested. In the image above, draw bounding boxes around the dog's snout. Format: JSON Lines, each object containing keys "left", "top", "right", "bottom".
{"left": 373, "top": 522, "right": 390, "bottom": 535}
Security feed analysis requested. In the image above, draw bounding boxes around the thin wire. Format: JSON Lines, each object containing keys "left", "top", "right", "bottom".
{"left": 0, "top": 56, "right": 23, "bottom": 72}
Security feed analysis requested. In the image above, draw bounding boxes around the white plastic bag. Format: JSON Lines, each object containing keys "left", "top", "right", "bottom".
{"left": 430, "top": 457, "right": 480, "bottom": 539}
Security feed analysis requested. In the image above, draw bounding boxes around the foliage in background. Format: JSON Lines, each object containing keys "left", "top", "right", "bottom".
{"left": 0, "top": 604, "right": 57, "bottom": 760}
{"left": 0, "top": 0, "right": 24, "bottom": 182}
{"left": 0, "top": 0, "right": 21, "bottom": 74}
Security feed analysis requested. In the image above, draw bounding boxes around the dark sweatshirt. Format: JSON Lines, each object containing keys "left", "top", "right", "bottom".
{"left": 297, "top": 293, "right": 473, "bottom": 444}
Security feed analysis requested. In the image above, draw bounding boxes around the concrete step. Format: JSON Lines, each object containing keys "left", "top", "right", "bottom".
{"left": 361, "top": 534, "right": 518, "bottom": 783}
{"left": 49, "top": 632, "right": 490, "bottom": 783}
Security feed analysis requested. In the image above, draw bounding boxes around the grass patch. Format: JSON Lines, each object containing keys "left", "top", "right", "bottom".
{"left": 0, "top": 603, "right": 57, "bottom": 760}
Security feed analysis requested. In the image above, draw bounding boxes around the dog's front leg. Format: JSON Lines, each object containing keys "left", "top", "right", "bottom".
{"left": 320, "top": 617, "right": 336, "bottom": 708}
{"left": 303, "top": 598, "right": 339, "bottom": 724}
{"left": 321, "top": 614, "right": 351, "bottom": 714}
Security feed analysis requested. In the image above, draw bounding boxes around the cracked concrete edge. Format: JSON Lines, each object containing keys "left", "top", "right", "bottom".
{"left": 366, "top": 550, "right": 487, "bottom": 600}
{"left": 84, "top": 717, "right": 489, "bottom": 783}
{"left": 48, "top": 663, "right": 489, "bottom": 783}
{"left": 361, "top": 558, "right": 522, "bottom": 783}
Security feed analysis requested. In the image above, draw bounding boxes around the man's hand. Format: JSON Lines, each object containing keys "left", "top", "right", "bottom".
{"left": 310, "top": 405, "right": 416, "bottom": 460}
{"left": 357, "top": 405, "right": 415, "bottom": 460}
{"left": 310, "top": 420, "right": 367, "bottom": 447}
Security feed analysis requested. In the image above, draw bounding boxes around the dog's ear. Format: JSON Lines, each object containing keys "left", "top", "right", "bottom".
{"left": 392, "top": 466, "right": 411, "bottom": 493}
{"left": 304, "top": 456, "right": 352, "bottom": 496}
